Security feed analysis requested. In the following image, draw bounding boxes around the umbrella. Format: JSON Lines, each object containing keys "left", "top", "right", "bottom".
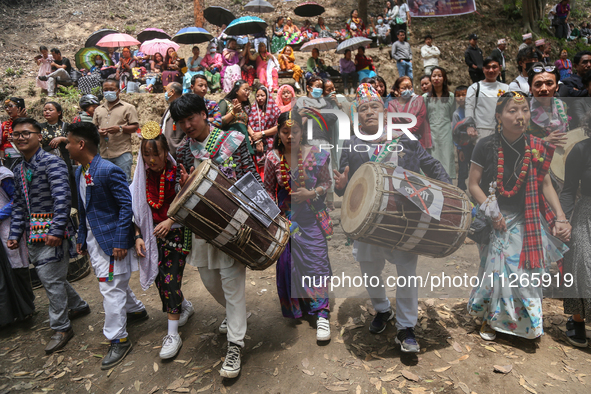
{"left": 294, "top": 1, "right": 325, "bottom": 17}
{"left": 204, "top": 6, "right": 236, "bottom": 27}
{"left": 244, "top": 0, "right": 274, "bottom": 13}
{"left": 75, "top": 47, "right": 113, "bottom": 71}
{"left": 336, "top": 37, "right": 372, "bottom": 54}
{"left": 172, "top": 27, "right": 214, "bottom": 45}
{"left": 137, "top": 28, "right": 170, "bottom": 43}
{"left": 224, "top": 16, "right": 268, "bottom": 36}
{"left": 140, "top": 39, "right": 179, "bottom": 56}
{"left": 85, "top": 29, "right": 118, "bottom": 48}
{"left": 96, "top": 33, "right": 141, "bottom": 48}
{"left": 301, "top": 37, "right": 337, "bottom": 52}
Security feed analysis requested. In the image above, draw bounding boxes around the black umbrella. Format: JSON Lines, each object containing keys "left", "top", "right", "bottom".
{"left": 137, "top": 28, "right": 171, "bottom": 43}
{"left": 85, "top": 29, "right": 119, "bottom": 48}
{"left": 204, "top": 6, "right": 236, "bottom": 27}
{"left": 294, "top": 1, "right": 325, "bottom": 17}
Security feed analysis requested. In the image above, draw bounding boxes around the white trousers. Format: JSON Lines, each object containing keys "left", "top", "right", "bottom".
{"left": 98, "top": 271, "right": 145, "bottom": 341}
{"left": 358, "top": 251, "right": 418, "bottom": 331}
{"left": 47, "top": 68, "right": 71, "bottom": 95}
{"left": 198, "top": 262, "right": 247, "bottom": 347}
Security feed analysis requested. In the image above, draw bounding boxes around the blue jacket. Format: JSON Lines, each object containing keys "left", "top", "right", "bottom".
{"left": 335, "top": 134, "right": 451, "bottom": 197}
{"left": 76, "top": 154, "right": 134, "bottom": 255}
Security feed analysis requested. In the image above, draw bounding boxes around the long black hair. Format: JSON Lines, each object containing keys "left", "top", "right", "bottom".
{"left": 255, "top": 86, "right": 269, "bottom": 112}
{"left": 224, "top": 80, "right": 251, "bottom": 109}
{"left": 273, "top": 110, "right": 306, "bottom": 153}
{"left": 45, "top": 101, "right": 63, "bottom": 122}
{"left": 428, "top": 66, "right": 450, "bottom": 99}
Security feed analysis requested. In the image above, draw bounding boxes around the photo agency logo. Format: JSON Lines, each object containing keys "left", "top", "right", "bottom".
{"left": 301, "top": 107, "right": 418, "bottom": 154}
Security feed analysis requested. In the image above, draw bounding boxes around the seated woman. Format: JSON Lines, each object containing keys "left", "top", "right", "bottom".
{"left": 306, "top": 48, "right": 330, "bottom": 79}
{"left": 276, "top": 84, "right": 296, "bottom": 113}
{"left": 219, "top": 80, "right": 254, "bottom": 156}
{"left": 284, "top": 17, "right": 305, "bottom": 46}
{"left": 339, "top": 49, "right": 358, "bottom": 95}
{"left": 162, "top": 47, "right": 185, "bottom": 87}
{"left": 133, "top": 49, "right": 150, "bottom": 69}
{"left": 241, "top": 42, "right": 257, "bottom": 87}
{"left": 315, "top": 17, "right": 336, "bottom": 39}
{"left": 200, "top": 43, "right": 222, "bottom": 93}
{"left": 346, "top": 9, "right": 368, "bottom": 39}
{"left": 248, "top": 86, "right": 281, "bottom": 179}
{"left": 301, "top": 20, "right": 318, "bottom": 41}
{"left": 35, "top": 45, "right": 53, "bottom": 92}
{"left": 247, "top": 42, "right": 279, "bottom": 92}
{"left": 355, "top": 46, "right": 377, "bottom": 80}
{"left": 101, "top": 47, "right": 120, "bottom": 78}
{"left": 77, "top": 54, "right": 104, "bottom": 94}
{"left": 278, "top": 46, "right": 303, "bottom": 90}
{"left": 271, "top": 16, "right": 287, "bottom": 54}
{"left": 146, "top": 52, "right": 164, "bottom": 93}
{"left": 221, "top": 38, "right": 245, "bottom": 93}
{"left": 183, "top": 46, "right": 204, "bottom": 94}
{"left": 115, "top": 47, "right": 137, "bottom": 91}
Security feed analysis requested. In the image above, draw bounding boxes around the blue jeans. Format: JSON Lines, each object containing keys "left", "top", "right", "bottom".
{"left": 396, "top": 60, "right": 413, "bottom": 80}
{"left": 105, "top": 152, "right": 133, "bottom": 185}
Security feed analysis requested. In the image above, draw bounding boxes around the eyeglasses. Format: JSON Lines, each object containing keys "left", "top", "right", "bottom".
{"left": 531, "top": 65, "right": 556, "bottom": 73}
{"left": 12, "top": 131, "right": 40, "bottom": 139}
{"left": 4, "top": 105, "right": 15, "bottom": 110}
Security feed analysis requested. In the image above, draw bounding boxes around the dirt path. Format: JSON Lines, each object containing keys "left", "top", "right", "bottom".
{"left": 1, "top": 208, "right": 590, "bottom": 394}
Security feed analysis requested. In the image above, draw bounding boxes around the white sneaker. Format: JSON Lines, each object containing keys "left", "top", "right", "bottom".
{"left": 295, "top": 81, "right": 301, "bottom": 90}
{"left": 479, "top": 321, "right": 496, "bottom": 341}
{"left": 220, "top": 342, "right": 241, "bottom": 378}
{"left": 178, "top": 300, "right": 194, "bottom": 327}
{"left": 159, "top": 334, "right": 182, "bottom": 359}
{"left": 219, "top": 317, "right": 228, "bottom": 334}
{"left": 316, "top": 317, "right": 331, "bottom": 341}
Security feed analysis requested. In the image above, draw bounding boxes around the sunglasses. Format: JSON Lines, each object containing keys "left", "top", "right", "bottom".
{"left": 531, "top": 65, "right": 556, "bottom": 73}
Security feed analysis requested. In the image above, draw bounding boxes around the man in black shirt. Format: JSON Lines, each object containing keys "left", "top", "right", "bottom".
{"left": 39, "top": 48, "right": 72, "bottom": 97}
{"left": 465, "top": 34, "right": 484, "bottom": 83}
{"left": 558, "top": 50, "right": 591, "bottom": 98}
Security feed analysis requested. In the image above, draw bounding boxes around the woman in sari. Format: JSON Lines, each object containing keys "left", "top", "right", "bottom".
{"left": 221, "top": 39, "right": 244, "bottom": 93}
{"left": 467, "top": 91, "right": 571, "bottom": 341}
{"left": 200, "top": 43, "right": 222, "bottom": 93}
{"left": 249, "top": 86, "right": 281, "bottom": 179}
{"left": 278, "top": 46, "right": 303, "bottom": 90}
{"left": 301, "top": 20, "right": 318, "bottom": 41}
{"left": 346, "top": 9, "right": 367, "bottom": 39}
{"left": 284, "top": 17, "right": 305, "bottom": 46}
{"left": 276, "top": 84, "right": 296, "bottom": 113}
{"left": 247, "top": 42, "right": 279, "bottom": 92}
{"left": 162, "top": 48, "right": 184, "bottom": 87}
{"left": 264, "top": 110, "right": 333, "bottom": 343}
{"left": 315, "top": 17, "right": 335, "bottom": 39}
{"left": 271, "top": 16, "right": 287, "bottom": 54}
{"left": 182, "top": 46, "right": 204, "bottom": 94}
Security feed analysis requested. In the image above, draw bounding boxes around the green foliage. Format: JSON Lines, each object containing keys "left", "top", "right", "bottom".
{"left": 124, "top": 24, "right": 136, "bottom": 35}
{"left": 91, "top": 86, "right": 102, "bottom": 98}
{"left": 28, "top": 82, "right": 36, "bottom": 97}
{"left": 232, "top": 0, "right": 242, "bottom": 4}
{"left": 56, "top": 85, "right": 80, "bottom": 101}
{"left": 570, "top": 9, "right": 587, "bottom": 19}
{"left": 538, "top": 17, "right": 551, "bottom": 32}
{"left": 5, "top": 67, "right": 15, "bottom": 77}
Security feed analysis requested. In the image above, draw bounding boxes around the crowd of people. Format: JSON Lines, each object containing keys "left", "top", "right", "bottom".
{"left": 3, "top": 0, "right": 591, "bottom": 382}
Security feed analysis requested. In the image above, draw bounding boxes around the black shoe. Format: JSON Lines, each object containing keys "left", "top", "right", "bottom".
{"left": 395, "top": 327, "right": 420, "bottom": 353}
{"left": 566, "top": 316, "right": 588, "bottom": 347}
{"left": 38, "top": 75, "right": 48, "bottom": 81}
{"left": 127, "top": 310, "right": 149, "bottom": 324}
{"left": 101, "top": 340, "right": 132, "bottom": 370}
{"left": 369, "top": 309, "right": 395, "bottom": 334}
{"left": 68, "top": 305, "right": 91, "bottom": 320}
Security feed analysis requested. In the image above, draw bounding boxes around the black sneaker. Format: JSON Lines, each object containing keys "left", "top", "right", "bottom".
{"left": 369, "top": 309, "right": 395, "bottom": 334}
{"left": 68, "top": 305, "right": 91, "bottom": 320}
{"left": 395, "top": 327, "right": 420, "bottom": 353}
{"left": 101, "top": 339, "right": 132, "bottom": 370}
{"left": 127, "top": 310, "right": 149, "bottom": 324}
{"left": 566, "top": 316, "right": 588, "bottom": 347}
{"left": 38, "top": 75, "right": 48, "bottom": 81}
{"left": 220, "top": 342, "right": 241, "bottom": 379}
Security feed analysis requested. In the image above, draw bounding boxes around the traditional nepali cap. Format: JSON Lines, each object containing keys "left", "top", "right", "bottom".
{"left": 355, "top": 83, "right": 382, "bottom": 107}
{"left": 535, "top": 39, "right": 545, "bottom": 46}
{"left": 497, "top": 39, "right": 506, "bottom": 45}
{"left": 522, "top": 33, "right": 532, "bottom": 41}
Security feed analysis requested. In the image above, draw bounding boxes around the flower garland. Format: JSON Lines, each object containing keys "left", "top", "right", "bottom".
{"left": 496, "top": 139, "right": 531, "bottom": 198}
{"left": 279, "top": 149, "right": 305, "bottom": 193}
{"left": 147, "top": 169, "right": 166, "bottom": 209}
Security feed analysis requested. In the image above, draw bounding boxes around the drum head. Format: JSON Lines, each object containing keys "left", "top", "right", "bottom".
{"left": 550, "top": 127, "right": 588, "bottom": 182}
{"left": 168, "top": 159, "right": 212, "bottom": 218}
{"left": 341, "top": 164, "right": 380, "bottom": 234}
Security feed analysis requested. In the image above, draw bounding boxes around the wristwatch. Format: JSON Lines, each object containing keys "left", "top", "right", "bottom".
{"left": 119, "top": 125, "right": 123, "bottom": 133}
{"left": 262, "top": 130, "right": 266, "bottom": 137}
{"left": 134, "top": 234, "right": 143, "bottom": 241}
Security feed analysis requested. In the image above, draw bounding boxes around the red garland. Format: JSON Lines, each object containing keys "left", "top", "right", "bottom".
{"left": 147, "top": 169, "right": 166, "bottom": 209}
{"left": 496, "top": 139, "right": 531, "bottom": 198}
{"left": 279, "top": 150, "right": 305, "bottom": 193}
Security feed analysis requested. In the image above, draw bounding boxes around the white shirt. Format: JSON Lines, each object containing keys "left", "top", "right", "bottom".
{"left": 398, "top": 3, "right": 409, "bottom": 22}
{"left": 421, "top": 44, "right": 440, "bottom": 67}
{"left": 465, "top": 81, "right": 509, "bottom": 129}
{"left": 509, "top": 75, "right": 529, "bottom": 94}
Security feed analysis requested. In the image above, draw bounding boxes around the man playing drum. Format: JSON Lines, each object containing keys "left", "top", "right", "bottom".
{"left": 333, "top": 84, "right": 450, "bottom": 353}
{"left": 170, "top": 94, "right": 261, "bottom": 379}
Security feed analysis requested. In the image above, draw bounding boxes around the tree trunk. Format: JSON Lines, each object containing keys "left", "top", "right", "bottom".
{"left": 194, "top": 0, "right": 204, "bottom": 28}
{"left": 359, "top": 0, "right": 368, "bottom": 25}
{"left": 522, "top": 0, "right": 546, "bottom": 32}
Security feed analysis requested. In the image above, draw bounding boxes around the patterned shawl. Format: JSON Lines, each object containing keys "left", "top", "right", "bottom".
{"left": 250, "top": 88, "right": 281, "bottom": 134}
{"left": 528, "top": 97, "right": 569, "bottom": 138}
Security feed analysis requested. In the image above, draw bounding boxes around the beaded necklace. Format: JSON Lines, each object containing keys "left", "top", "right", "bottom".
{"left": 279, "top": 149, "right": 305, "bottom": 193}
{"left": 146, "top": 168, "right": 166, "bottom": 209}
{"left": 496, "top": 137, "right": 531, "bottom": 198}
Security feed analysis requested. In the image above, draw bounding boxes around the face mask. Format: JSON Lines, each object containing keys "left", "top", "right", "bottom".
{"left": 311, "top": 87, "right": 323, "bottom": 98}
{"left": 104, "top": 91, "right": 118, "bottom": 102}
{"left": 96, "top": 59, "right": 103, "bottom": 65}
{"left": 378, "top": 19, "right": 383, "bottom": 24}
{"left": 401, "top": 89, "right": 413, "bottom": 99}
{"left": 164, "top": 91, "right": 170, "bottom": 101}
{"left": 524, "top": 62, "right": 535, "bottom": 73}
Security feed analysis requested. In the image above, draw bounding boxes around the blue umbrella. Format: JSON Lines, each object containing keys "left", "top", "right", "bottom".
{"left": 224, "top": 16, "right": 268, "bottom": 36}
{"left": 172, "top": 27, "right": 214, "bottom": 45}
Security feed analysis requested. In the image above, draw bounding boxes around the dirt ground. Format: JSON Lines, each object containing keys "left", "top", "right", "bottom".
{"left": 1, "top": 209, "right": 590, "bottom": 394}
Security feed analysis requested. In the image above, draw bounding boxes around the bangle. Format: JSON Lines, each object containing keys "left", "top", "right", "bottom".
{"left": 556, "top": 219, "right": 569, "bottom": 223}
{"left": 134, "top": 234, "right": 143, "bottom": 241}
{"left": 492, "top": 215, "right": 503, "bottom": 223}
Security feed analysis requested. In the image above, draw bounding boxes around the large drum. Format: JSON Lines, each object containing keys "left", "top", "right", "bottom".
{"left": 341, "top": 162, "right": 471, "bottom": 258}
{"left": 549, "top": 127, "right": 588, "bottom": 184}
{"left": 168, "top": 160, "right": 289, "bottom": 270}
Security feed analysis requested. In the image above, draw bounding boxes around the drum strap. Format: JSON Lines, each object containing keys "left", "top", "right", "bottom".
{"left": 370, "top": 136, "right": 401, "bottom": 163}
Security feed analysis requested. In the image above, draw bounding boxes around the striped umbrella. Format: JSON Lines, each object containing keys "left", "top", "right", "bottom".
{"left": 301, "top": 37, "right": 337, "bottom": 52}
{"left": 172, "top": 27, "right": 214, "bottom": 44}
{"left": 140, "top": 39, "right": 179, "bottom": 56}
{"left": 244, "top": 0, "right": 275, "bottom": 13}
{"left": 74, "top": 47, "right": 113, "bottom": 71}
{"left": 294, "top": 1, "right": 325, "bottom": 17}
{"left": 96, "top": 33, "right": 140, "bottom": 48}
{"left": 336, "top": 37, "right": 372, "bottom": 54}
{"left": 224, "top": 16, "right": 268, "bottom": 36}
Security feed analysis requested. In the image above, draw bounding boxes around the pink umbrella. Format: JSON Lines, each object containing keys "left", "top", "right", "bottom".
{"left": 140, "top": 39, "right": 179, "bottom": 56}
{"left": 96, "top": 33, "right": 140, "bottom": 48}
